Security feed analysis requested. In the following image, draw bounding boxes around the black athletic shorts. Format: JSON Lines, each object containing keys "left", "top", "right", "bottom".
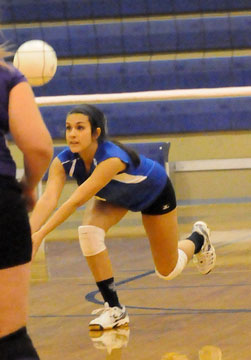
{"left": 0, "top": 327, "right": 40, "bottom": 359}
{"left": 0, "top": 175, "right": 32, "bottom": 269}
{"left": 141, "top": 176, "right": 177, "bottom": 215}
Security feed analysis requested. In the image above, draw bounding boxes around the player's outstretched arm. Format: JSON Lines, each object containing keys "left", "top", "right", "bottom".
{"left": 30, "top": 157, "right": 66, "bottom": 234}
{"left": 32, "top": 157, "right": 125, "bottom": 248}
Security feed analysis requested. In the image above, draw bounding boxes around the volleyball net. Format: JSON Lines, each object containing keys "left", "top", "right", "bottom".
{"left": 2, "top": 0, "right": 250, "bottom": 210}
{"left": 1, "top": 0, "right": 251, "bottom": 98}
{"left": 35, "top": 86, "right": 251, "bottom": 106}
{"left": 2, "top": 0, "right": 251, "bottom": 157}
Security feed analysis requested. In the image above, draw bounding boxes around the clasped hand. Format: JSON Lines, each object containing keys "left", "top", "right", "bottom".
{"left": 32, "top": 230, "right": 45, "bottom": 259}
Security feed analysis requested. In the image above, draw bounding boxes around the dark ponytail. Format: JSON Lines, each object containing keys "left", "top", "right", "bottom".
{"left": 112, "top": 140, "right": 140, "bottom": 167}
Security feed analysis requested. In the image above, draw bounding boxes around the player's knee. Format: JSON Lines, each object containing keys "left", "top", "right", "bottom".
{"left": 155, "top": 249, "right": 188, "bottom": 280}
{"left": 78, "top": 225, "right": 106, "bottom": 256}
{"left": 0, "top": 327, "right": 40, "bottom": 359}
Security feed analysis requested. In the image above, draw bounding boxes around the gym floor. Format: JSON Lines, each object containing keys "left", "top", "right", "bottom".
{"left": 29, "top": 202, "right": 251, "bottom": 360}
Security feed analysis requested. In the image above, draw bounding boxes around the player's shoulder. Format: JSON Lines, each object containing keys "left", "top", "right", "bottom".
{"left": 97, "top": 141, "right": 129, "bottom": 161}
{"left": 57, "top": 146, "right": 78, "bottom": 163}
{"left": 0, "top": 62, "right": 26, "bottom": 84}
{"left": 100, "top": 140, "right": 118, "bottom": 153}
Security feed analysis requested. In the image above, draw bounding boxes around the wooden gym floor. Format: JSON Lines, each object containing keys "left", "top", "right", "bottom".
{"left": 29, "top": 203, "right": 251, "bottom": 360}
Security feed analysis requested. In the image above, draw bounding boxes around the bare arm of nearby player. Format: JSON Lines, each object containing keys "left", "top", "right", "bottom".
{"left": 32, "top": 157, "right": 126, "bottom": 254}
{"left": 9, "top": 81, "right": 53, "bottom": 210}
{"left": 29, "top": 157, "right": 66, "bottom": 234}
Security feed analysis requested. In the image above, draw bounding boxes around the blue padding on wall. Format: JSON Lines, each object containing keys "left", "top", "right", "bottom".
{"left": 127, "top": 142, "right": 170, "bottom": 167}
{"left": 40, "top": 97, "right": 251, "bottom": 139}
{"left": 2, "top": 16, "right": 251, "bottom": 57}
{"left": 33, "top": 56, "right": 251, "bottom": 96}
{"left": 1, "top": 0, "right": 250, "bottom": 23}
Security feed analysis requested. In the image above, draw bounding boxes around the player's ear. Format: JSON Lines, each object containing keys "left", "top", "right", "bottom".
{"left": 94, "top": 127, "right": 101, "bottom": 140}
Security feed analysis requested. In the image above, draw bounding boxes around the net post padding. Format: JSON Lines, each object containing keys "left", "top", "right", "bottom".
{"left": 35, "top": 87, "right": 251, "bottom": 106}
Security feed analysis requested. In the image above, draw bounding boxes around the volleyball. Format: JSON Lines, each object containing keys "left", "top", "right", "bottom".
{"left": 13, "top": 40, "right": 57, "bottom": 86}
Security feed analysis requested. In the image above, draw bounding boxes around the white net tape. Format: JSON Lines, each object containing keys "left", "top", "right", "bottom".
{"left": 35, "top": 86, "right": 251, "bottom": 106}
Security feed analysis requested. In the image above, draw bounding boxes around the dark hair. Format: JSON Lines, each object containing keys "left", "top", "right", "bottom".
{"left": 67, "top": 104, "right": 107, "bottom": 142}
{"left": 67, "top": 104, "right": 140, "bottom": 167}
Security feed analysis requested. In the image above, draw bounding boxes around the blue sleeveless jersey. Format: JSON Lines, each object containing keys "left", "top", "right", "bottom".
{"left": 57, "top": 141, "right": 168, "bottom": 212}
{"left": 0, "top": 63, "right": 26, "bottom": 177}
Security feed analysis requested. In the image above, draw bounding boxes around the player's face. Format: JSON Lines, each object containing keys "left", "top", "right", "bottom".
{"left": 65, "top": 113, "right": 98, "bottom": 153}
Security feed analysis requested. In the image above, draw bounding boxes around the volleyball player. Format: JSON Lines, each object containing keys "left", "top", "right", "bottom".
{"left": 0, "top": 45, "right": 53, "bottom": 359}
{"left": 31, "top": 104, "right": 216, "bottom": 331}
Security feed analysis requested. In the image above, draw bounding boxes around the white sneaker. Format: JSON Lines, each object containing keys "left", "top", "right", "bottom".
{"left": 192, "top": 221, "right": 216, "bottom": 274}
{"left": 89, "top": 302, "right": 129, "bottom": 331}
{"left": 89, "top": 328, "right": 130, "bottom": 354}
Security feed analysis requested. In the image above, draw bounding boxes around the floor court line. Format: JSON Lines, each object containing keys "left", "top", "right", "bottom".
{"left": 29, "top": 307, "right": 251, "bottom": 319}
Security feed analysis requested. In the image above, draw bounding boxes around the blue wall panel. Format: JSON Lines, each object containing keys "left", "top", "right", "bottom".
{"left": 40, "top": 97, "right": 251, "bottom": 139}
{"left": 32, "top": 57, "right": 251, "bottom": 96}
{"left": 3, "top": 16, "right": 251, "bottom": 58}
{"left": 1, "top": 0, "right": 250, "bottom": 23}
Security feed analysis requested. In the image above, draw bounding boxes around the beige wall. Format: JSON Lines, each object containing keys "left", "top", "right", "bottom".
{"left": 119, "top": 131, "right": 251, "bottom": 160}
{"left": 120, "top": 130, "right": 251, "bottom": 202}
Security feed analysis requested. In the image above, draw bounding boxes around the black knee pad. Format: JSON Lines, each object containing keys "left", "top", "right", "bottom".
{"left": 0, "top": 327, "right": 40, "bottom": 360}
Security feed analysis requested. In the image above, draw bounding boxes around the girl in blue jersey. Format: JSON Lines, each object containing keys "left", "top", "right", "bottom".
{"left": 31, "top": 104, "right": 216, "bottom": 331}
{"left": 0, "top": 45, "right": 53, "bottom": 359}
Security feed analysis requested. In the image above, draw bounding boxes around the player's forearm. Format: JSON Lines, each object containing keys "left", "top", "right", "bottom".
{"left": 23, "top": 149, "right": 52, "bottom": 190}
{"left": 36, "top": 180, "right": 97, "bottom": 237}
{"left": 38, "top": 199, "right": 78, "bottom": 238}
{"left": 30, "top": 196, "right": 58, "bottom": 233}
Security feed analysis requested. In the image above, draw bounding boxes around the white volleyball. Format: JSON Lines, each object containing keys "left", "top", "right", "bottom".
{"left": 13, "top": 40, "right": 57, "bottom": 86}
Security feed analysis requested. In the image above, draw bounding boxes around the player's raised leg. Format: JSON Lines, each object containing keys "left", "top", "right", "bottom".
{"left": 142, "top": 209, "right": 216, "bottom": 281}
